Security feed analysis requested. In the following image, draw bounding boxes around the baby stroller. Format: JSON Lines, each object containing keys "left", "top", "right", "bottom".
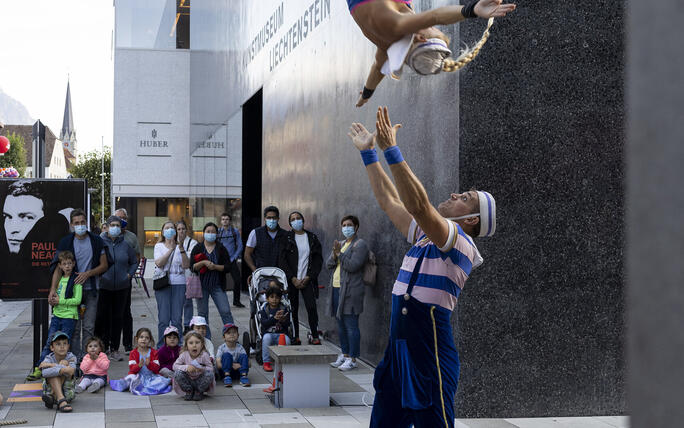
{"left": 243, "top": 267, "right": 294, "bottom": 365}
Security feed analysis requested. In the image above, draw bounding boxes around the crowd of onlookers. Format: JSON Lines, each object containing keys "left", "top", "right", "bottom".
{"left": 31, "top": 204, "right": 373, "bottom": 412}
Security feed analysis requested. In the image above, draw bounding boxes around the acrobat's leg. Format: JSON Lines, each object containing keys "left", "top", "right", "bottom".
{"left": 377, "top": 6, "right": 465, "bottom": 39}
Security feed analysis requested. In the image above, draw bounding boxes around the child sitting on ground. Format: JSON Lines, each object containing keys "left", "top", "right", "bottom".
{"left": 35, "top": 251, "right": 82, "bottom": 377}
{"left": 40, "top": 331, "right": 77, "bottom": 412}
{"left": 189, "top": 316, "right": 214, "bottom": 360}
{"left": 76, "top": 337, "right": 109, "bottom": 393}
{"left": 158, "top": 326, "right": 181, "bottom": 378}
{"left": 258, "top": 286, "right": 291, "bottom": 372}
{"left": 110, "top": 328, "right": 171, "bottom": 395}
{"left": 215, "top": 323, "right": 250, "bottom": 387}
{"left": 173, "top": 331, "right": 215, "bottom": 401}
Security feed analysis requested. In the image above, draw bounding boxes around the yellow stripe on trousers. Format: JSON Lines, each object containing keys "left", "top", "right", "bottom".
{"left": 430, "top": 305, "right": 449, "bottom": 427}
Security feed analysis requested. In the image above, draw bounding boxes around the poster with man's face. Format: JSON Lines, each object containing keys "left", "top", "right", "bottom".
{"left": 0, "top": 179, "right": 86, "bottom": 299}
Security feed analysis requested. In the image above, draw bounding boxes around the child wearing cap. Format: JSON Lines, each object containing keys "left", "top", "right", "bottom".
{"left": 258, "top": 286, "right": 291, "bottom": 372}
{"left": 190, "top": 316, "right": 214, "bottom": 359}
{"left": 35, "top": 251, "right": 82, "bottom": 375}
{"left": 39, "top": 331, "right": 77, "bottom": 412}
{"left": 215, "top": 323, "right": 249, "bottom": 387}
{"left": 158, "top": 326, "right": 181, "bottom": 378}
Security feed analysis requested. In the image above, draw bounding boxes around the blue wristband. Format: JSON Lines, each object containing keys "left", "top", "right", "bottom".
{"left": 383, "top": 146, "right": 404, "bottom": 165}
{"left": 360, "top": 149, "right": 379, "bottom": 166}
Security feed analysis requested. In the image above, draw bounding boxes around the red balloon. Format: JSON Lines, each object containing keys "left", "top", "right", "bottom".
{"left": 0, "top": 136, "right": 9, "bottom": 155}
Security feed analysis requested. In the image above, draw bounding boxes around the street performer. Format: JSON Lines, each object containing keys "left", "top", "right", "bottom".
{"left": 347, "top": 106, "right": 496, "bottom": 427}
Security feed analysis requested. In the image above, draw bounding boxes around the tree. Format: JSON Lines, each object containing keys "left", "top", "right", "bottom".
{"left": 69, "top": 147, "right": 111, "bottom": 224}
{"left": 0, "top": 132, "right": 27, "bottom": 177}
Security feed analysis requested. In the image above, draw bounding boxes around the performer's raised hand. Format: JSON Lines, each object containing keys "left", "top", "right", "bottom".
{"left": 375, "top": 106, "right": 402, "bottom": 151}
{"left": 348, "top": 123, "right": 376, "bottom": 151}
{"left": 356, "top": 91, "right": 370, "bottom": 108}
{"left": 474, "top": 0, "right": 516, "bottom": 19}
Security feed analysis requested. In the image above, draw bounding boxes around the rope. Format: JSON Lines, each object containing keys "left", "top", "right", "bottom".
{"left": 442, "top": 17, "right": 494, "bottom": 72}
{"left": 0, "top": 420, "right": 28, "bottom": 426}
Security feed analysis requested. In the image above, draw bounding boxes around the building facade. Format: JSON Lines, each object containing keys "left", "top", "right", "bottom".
{"left": 113, "top": 0, "right": 625, "bottom": 417}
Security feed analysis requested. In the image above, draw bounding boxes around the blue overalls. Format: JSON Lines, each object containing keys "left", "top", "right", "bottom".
{"left": 370, "top": 256, "right": 460, "bottom": 428}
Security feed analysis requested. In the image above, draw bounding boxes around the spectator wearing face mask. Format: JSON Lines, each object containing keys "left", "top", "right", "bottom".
{"left": 244, "top": 206, "right": 287, "bottom": 273}
{"left": 279, "top": 211, "right": 323, "bottom": 345}
{"left": 190, "top": 222, "right": 234, "bottom": 340}
{"left": 326, "top": 215, "right": 369, "bottom": 372}
{"left": 153, "top": 221, "right": 189, "bottom": 347}
{"left": 114, "top": 208, "right": 141, "bottom": 354}
{"left": 95, "top": 216, "right": 137, "bottom": 362}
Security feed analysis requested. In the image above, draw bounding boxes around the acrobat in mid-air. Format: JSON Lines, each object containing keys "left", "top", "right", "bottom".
{"left": 348, "top": 0, "right": 516, "bottom": 107}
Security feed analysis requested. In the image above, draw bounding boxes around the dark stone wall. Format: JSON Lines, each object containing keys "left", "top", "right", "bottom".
{"left": 456, "top": 0, "right": 625, "bottom": 417}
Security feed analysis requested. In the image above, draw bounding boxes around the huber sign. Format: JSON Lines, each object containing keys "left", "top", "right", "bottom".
{"left": 138, "top": 122, "right": 172, "bottom": 157}
{"left": 0, "top": 179, "right": 87, "bottom": 299}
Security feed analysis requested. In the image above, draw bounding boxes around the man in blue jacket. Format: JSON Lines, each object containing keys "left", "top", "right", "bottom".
{"left": 27, "top": 209, "right": 108, "bottom": 380}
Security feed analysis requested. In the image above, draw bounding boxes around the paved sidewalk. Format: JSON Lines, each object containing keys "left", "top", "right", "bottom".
{"left": 0, "top": 283, "right": 629, "bottom": 427}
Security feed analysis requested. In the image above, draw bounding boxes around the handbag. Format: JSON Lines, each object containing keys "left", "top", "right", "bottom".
{"left": 153, "top": 245, "right": 173, "bottom": 291}
{"left": 184, "top": 238, "right": 203, "bottom": 299}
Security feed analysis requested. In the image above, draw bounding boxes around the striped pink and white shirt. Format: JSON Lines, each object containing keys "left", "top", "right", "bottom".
{"left": 392, "top": 219, "right": 483, "bottom": 311}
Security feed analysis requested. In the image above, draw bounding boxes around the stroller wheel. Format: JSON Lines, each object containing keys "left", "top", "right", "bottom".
{"left": 255, "top": 340, "right": 263, "bottom": 365}
{"left": 242, "top": 332, "right": 251, "bottom": 355}
{"left": 249, "top": 318, "right": 257, "bottom": 346}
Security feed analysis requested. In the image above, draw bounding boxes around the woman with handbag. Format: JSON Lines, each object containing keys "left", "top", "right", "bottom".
{"left": 326, "top": 215, "right": 369, "bottom": 372}
{"left": 177, "top": 220, "right": 200, "bottom": 335}
{"left": 190, "top": 222, "right": 234, "bottom": 340}
{"left": 153, "top": 220, "right": 188, "bottom": 347}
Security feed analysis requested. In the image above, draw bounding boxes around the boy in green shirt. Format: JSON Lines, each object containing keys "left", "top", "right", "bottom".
{"left": 38, "top": 250, "right": 83, "bottom": 363}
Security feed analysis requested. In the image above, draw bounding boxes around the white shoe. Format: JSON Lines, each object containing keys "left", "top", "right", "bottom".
{"left": 110, "top": 350, "right": 124, "bottom": 362}
{"left": 330, "top": 354, "right": 346, "bottom": 368}
{"left": 338, "top": 358, "right": 357, "bottom": 371}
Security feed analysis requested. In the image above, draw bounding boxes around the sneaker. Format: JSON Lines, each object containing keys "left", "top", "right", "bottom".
{"left": 110, "top": 350, "right": 124, "bottom": 362}
{"left": 26, "top": 366, "right": 42, "bottom": 381}
{"left": 239, "top": 374, "right": 251, "bottom": 387}
{"left": 75, "top": 384, "right": 84, "bottom": 394}
{"left": 224, "top": 376, "right": 233, "bottom": 387}
{"left": 263, "top": 362, "right": 273, "bottom": 372}
{"left": 338, "top": 358, "right": 357, "bottom": 371}
{"left": 183, "top": 392, "right": 193, "bottom": 401}
{"left": 86, "top": 383, "right": 101, "bottom": 393}
{"left": 330, "top": 354, "right": 346, "bottom": 368}
{"left": 233, "top": 302, "right": 245, "bottom": 308}
{"left": 311, "top": 338, "right": 322, "bottom": 345}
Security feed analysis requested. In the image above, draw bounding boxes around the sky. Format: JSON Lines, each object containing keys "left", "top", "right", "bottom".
{"left": 0, "top": 0, "right": 114, "bottom": 156}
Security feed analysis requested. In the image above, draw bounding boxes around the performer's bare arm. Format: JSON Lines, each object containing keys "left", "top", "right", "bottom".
{"left": 348, "top": 123, "right": 412, "bottom": 237}
{"left": 356, "top": 48, "right": 388, "bottom": 108}
{"left": 374, "top": 107, "right": 450, "bottom": 247}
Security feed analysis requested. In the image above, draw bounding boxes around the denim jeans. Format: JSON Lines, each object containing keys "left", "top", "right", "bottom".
{"left": 155, "top": 283, "right": 186, "bottom": 348}
{"left": 332, "top": 287, "right": 360, "bottom": 358}
{"left": 183, "top": 298, "right": 194, "bottom": 329}
{"left": 218, "top": 352, "right": 249, "bottom": 379}
{"left": 40, "top": 316, "right": 77, "bottom": 363}
{"left": 262, "top": 333, "right": 290, "bottom": 363}
{"left": 197, "top": 282, "right": 234, "bottom": 340}
{"left": 71, "top": 289, "right": 98, "bottom": 357}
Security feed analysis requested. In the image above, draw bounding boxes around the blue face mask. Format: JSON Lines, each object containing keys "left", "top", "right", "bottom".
{"left": 290, "top": 219, "right": 303, "bottom": 231}
{"left": 163, "top": 228, "right": 177, "bottom": 239}
{"left": 74, "top": 225, "right": 87, "bottom": 236}
{"left": 266, "top": 219, "right": 278, "bottom": 230}
{"left": 342, "top": 226, "right": 356, "bottom": 239}
{"left": 204, "top": 232, "right": 217, "bottom": 243}
{"left": 108, "top": 226, "right": 121, "bottom": 238}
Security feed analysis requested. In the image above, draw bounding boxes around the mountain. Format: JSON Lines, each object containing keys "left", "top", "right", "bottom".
{"left": 0, "top": 87, "right": 34, "bottom": 125}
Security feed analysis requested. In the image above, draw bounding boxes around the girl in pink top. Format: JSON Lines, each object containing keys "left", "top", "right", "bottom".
{"left": 76, "top": 337, "right": 109, "bottom": 393}
{"left": 172, "top": 331, "right": 215, "bottom": 400}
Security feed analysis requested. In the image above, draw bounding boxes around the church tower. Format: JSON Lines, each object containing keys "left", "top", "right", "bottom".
{"left": 59, "top": 79, "right": 77, "bottom": 160}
